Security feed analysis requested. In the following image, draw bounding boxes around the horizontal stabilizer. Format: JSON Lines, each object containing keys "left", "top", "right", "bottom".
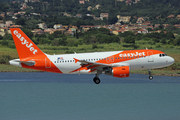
{"left": 9, "top": 59, "right": 35, "bottom": 67}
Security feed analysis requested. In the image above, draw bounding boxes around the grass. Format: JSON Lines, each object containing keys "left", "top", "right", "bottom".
{"left": 0, "top": 64, "right": 39, "bottom": 72}
{"left": 131, "top": 70, "right": 180, "bottom": 77}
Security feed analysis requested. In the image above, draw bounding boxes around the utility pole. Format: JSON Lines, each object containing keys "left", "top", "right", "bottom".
{"left": 115, "top": 0, "right": 117, "bottom": 8}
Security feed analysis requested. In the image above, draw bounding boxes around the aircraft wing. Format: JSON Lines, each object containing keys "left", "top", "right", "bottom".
{"left": 72, "top": 58, "right": 129, "bottom": 73}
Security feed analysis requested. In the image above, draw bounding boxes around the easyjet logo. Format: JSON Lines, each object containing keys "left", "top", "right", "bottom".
{"left": 13, "top": 30, "right": 37, "bottom": 55}
{"left": 119, "top": 52, "right": 145, "bottom": 57}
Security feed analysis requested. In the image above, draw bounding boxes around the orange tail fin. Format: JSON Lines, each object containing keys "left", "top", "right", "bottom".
{"left": 10, "top": 28, "right": 44, "bottom": 59}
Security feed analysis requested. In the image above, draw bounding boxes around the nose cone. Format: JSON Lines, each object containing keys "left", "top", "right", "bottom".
{"left": 167, "top": 57, "right": 175, "bottom": 66}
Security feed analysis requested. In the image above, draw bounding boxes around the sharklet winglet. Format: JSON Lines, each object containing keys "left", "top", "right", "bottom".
{"left": 73, "top": 58, "right": 79, "bottom": 63}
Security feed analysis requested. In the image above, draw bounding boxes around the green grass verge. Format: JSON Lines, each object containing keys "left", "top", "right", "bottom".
{"left": 131, "top": 70, "right": 180, "bottom": 76}
{"left": 0, "top": 64, "right": 39, "bottom": 72}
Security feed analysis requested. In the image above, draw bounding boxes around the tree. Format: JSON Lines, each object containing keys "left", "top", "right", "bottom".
{"left": 22, "top": 29, "right": 33, "bottom": 39}
{"left": 48, "top": 34, "right": 54, "bottom": 40}
{"left": 0, "top": 16, "right": 3, "bottom": 20}
{"left": 159, "top": 24, "right": 164, "bottom": 29}
{"left": 1, "top": 40, "right": 8, "bottom": 46}
{"left": 98, "top": 28, "right": 110, "bottom": 35}
{"left": 119, "top": 31, "right": 135, "bottom": 37}
{"left": 108, "top": 15, "right": 118, "bottom": 24}
{"left": 51, "top": 39, "right": 59, "bottom": 46}
{"left": 58, "top": 38, "right": 67, "bottom": 46}
{"left": 2, "top": 4, "right": 9, "bottom": 12}
{"left": 15, "top": 18, "right": 26, "bottom": 25}
{"left": 160, "top": 38, "right": 166, "bottom": 44}
{"left": 135, "top": 33, "right": 144, "bottom": 40}
{"left": 110, "top": 35, "right": 120, "bottom": 43}
{"left": 54, "top": 31, "right": 62, "bottom": 37}
{"left": 96, "top": 34, "right": 109, "bottom": 43}
{"left": 152, "top": 38, "right": 160, "bottom": 43}
{"left": 166, "top": 32, "right": 175, "bottom": 39}
{"left": 173, "top": 37, "right": 180, "bottom": 46}
{"left": 124, "top": 36, "right": 135, "bottom": 44}
{"left": 3, "top": 33, "right": 12, "bottom": 40}
{"left": 0, "top": 35, "right": 3, "bottom": 40}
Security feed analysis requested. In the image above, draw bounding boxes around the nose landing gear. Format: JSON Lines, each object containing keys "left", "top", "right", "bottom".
{"left": 148, "top": 69, "right": 153, "bottom": 80}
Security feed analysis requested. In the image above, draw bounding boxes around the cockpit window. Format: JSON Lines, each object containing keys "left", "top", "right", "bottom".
{"left": 159, "top": 54, "right": 167, "bottom": 57}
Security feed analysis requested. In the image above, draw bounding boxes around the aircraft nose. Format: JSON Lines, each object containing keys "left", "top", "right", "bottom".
{"left": 167, "top": 57, "right": 175, "bottom": 65}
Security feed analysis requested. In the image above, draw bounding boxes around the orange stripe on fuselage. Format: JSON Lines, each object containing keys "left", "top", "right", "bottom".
{"left": 70, "top": 49, "right": 163, "bottom": 73}
{"left": 95, "top": 49, "right": 164, "bottom": 64}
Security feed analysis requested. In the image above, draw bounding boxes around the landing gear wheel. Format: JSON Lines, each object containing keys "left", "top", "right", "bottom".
{"left": 149, "top": 76, "right": 153, "bottom": 80}
{"left": 148, "top": 69, "right": 153, "bottom": 80}
{"left": 93, "top": 77, "right": 100, "bottom": 84}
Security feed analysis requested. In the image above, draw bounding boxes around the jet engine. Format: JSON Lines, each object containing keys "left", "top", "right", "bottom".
{"left": 105, "top": 66, "right": 130, "bottom": 78}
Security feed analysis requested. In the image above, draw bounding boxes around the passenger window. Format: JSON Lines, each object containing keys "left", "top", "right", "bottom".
{"left": 54, "top": 61, "right": 56, "bottom": 63}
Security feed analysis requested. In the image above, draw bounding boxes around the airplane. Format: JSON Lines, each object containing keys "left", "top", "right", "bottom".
{"left": 9, "top": 28, "right": 175, "bottom": 84}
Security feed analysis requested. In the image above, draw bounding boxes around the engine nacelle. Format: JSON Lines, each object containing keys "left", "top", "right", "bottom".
{"left": 105, "top": 66, "right": 130, "bottom": 78}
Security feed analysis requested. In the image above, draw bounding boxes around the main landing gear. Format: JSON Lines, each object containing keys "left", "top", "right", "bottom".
{"left": 148, "top": 69, "right": 153, "bottom": 80}
{"left": 93, "top": 70, "right": 102, "bottom": 84}
{"left": 93, "top": 76, "right": 100, "bottom": 84}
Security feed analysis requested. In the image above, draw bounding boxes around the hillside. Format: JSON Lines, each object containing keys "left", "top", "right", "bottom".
{"left": 1, "top": 0, "right": 180, "bottom": 26}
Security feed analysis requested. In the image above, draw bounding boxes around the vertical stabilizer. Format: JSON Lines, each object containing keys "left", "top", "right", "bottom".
{"left": 10, "top": 28, "right": 44, "bottom": 59}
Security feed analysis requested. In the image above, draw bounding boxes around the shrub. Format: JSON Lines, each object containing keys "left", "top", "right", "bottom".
{"left": 0, "top": 55, "right": 11, "bottom": 64}
{"left": 1, "top": 40, "right": 8, "bottom": 46}
{"left": 156, "top": 44, "right": 161, "bottom": 48}
{"left": 92, "top": 44, "right": 98, "bottom": 49}
{"left": 160, "top": 38, "right": 166, "bottom": 44}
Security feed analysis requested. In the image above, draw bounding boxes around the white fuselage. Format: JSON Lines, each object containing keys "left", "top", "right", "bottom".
{"left": 46, "top": 51, "right": 174, "bottom": 74}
